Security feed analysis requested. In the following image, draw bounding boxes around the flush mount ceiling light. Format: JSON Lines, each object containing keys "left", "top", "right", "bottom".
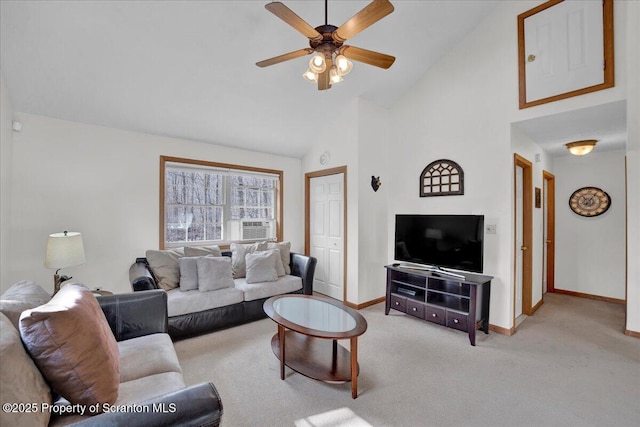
{"left": 565, "top": 140, "right": 597, "bottom": 156}
{"left": 256, "top": 0, "right": 396, "bottom": 91}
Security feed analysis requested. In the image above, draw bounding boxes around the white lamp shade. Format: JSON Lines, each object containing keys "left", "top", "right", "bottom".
{"left": 45, "top": 231, "right": 85, "bottom": 269}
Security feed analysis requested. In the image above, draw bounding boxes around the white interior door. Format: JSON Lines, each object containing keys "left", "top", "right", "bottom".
{"left": 309, "top": 173, "right": 344, "bottom": 300}
{"left": 524, "top": 0, "right": 604, "bottom": 103}
{"left": 515, "top": 166, "right": 524, "bottom": 318}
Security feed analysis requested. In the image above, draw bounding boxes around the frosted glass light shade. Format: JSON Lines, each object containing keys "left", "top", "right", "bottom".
{"left": 45, "top": 231, "right": 85, "bottom": 269}
{"left": 302, "top": 69, "right": 317, "bottom": 82}
{"left": 309, "top": 53, "right": 326, "bottom": 73}
{"left": 566, "top": 140, "right": 597, "bottom": 156}
{"left": 335, "top": 54, "right": 353, "bottom": 76}
{"left": 329, "top": 66, "right": 343, "bottom": 83}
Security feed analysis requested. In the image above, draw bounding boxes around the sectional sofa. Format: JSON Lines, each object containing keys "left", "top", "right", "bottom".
{"left": 129, "top": 243, "right": 317, "bottom": 339}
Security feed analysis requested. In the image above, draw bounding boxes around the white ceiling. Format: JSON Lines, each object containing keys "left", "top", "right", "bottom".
{"left": 513, "top": 100, "right": 627, "bottom": 157}
{"left": 1, "top": 1, "right": 627, "bottom": 159}
{"left": 0, "top": 0, "right": 500, "bottom": 158}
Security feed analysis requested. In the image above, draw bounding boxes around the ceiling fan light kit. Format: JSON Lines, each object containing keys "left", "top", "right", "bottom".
{"left": 257, "top": 0, "right": 396, "bottom": 91}
{"left": 565, "top": 139, "right": 597, "bottom": 156}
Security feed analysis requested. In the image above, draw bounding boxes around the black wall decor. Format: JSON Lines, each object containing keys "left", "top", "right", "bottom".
{"left": 371, "top": 176, "right": 381, "bottom": 192}
{"left": 420, "top": 159, "right": 464, "bottom": 197}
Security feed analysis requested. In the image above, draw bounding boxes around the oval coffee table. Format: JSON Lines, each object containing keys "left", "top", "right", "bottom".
{"left": 263, "top": 295, "right": 368, "bottom": 398}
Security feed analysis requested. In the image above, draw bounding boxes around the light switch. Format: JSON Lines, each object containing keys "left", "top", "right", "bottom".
{"left": 486, "top": 224, "right": 497, "bottom": 234}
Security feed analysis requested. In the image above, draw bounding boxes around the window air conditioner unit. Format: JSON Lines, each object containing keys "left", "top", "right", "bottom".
{"left": 241, "top": 221, "right": 271, "bottom": 241}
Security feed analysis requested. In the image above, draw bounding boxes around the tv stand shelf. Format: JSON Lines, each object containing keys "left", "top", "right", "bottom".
{"left": 385, "top": 265, "right": 492, "bottom": 346}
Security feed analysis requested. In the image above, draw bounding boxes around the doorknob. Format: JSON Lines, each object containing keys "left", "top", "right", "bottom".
{"left": 521, "top": 246, "right": 528, "bottom": 251}
{"left": 545, "top": 240, "right": 552, "bottom": 244}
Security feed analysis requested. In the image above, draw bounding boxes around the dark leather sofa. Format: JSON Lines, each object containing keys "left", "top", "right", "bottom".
{"left": 129, "top": 251, "right": 316, "bottom": 340}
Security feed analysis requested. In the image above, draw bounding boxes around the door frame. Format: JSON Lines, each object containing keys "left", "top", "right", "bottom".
{"left": 305, "top": 166, "right": 348, "bottom": 302}
{"left": 543, "top": 170, "right": 556, "bottom": 294}
{"left": 514, "top": 154, "right": 533, "bottom": 323}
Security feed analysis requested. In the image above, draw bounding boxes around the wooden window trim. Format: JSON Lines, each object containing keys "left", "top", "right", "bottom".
{"left": 159, "top": 155, "right": 283, "bottom": 249}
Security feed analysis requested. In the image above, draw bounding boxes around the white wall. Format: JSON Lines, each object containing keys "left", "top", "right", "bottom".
{"left": 385, "top": 0, "right": 630, "bottom": 331}
{"left": 554, "top": 150, "right": 626, "bottom": 300}
{"left": 1, "top": 72, "right": 14, "bottom": 290}
{"left": 301, "top": 99, "right": 362, "bottom": 303}
{"left": 5, "top": 113, "right": 303, "bottom": 295}
{"left": 624, "top": 0, "right": 640, "bottom": 334}
{"left": 510, "top": 125, "right": 553, "bottom": 308}
{"left": 357, "top": 99, "right": 389, "bottom": 304}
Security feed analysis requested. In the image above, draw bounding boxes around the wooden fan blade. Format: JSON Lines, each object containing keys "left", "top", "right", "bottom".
{"left": 339, "top": 45, "right": 395, "bottom": 69}
{"left": 333, "top": 0, "right": 394, "bottom": 42}
{"left": 266, "top": 2, "right": 322, "bottom": 41}
{"left": 256, "top": 48, "right": 314, "bottom": 67}
{"left": 318, "top": 56, "right": 332, "bottom": 91}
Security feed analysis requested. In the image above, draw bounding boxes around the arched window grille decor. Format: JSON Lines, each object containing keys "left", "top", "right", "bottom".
{"left": 420, "top": 159, "right": 464, "bottom": 197}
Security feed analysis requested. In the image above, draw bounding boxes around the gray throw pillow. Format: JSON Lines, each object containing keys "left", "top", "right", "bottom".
{"left": 178, "top": 257, "right": 200, "bottom": 292}
{"left": 146, "top": 248, "right": 184, "bottom": 290}
{"left": 184, "top": 245, "right": 222, "bottom": 257}
{"left": 197, "top": 257, "right": 234, "bottom": 292}
{"left": 257, "top": 249, "right": 285, "bottom": 277}
{"left": 245, "top": 252, "right": 278, "bottom": 284}
{"left": 230, "top": 242, "right": 268, "bottom": 278}
{"left": 267, "top": 241, "right": 291, "bottom": 274}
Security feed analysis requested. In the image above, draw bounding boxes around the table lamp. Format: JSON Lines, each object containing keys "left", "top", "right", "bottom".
{"left": 45, "top": 231, "right": 85, "bottom": 295}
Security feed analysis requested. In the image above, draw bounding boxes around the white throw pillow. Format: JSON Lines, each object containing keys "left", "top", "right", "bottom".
{"left": 231, "top": 242, "right": 267, "bottom": 278}
{"left": 267, "top": 242, "right": 291, "bottom": 274}
{"left": 245, "top": 252, "right": 278, "bottom": 284}
{"left": 178, "top": 257, "right": 200, "bottom": 292}
{"left": 184, "top": 245, "right": 222, "bottom": 257}
{"left": 197, "top": 257, "right": 234, "bottom": 292}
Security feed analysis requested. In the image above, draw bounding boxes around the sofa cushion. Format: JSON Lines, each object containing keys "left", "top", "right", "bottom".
{"left": 118, "top": 333, "right": 182, "bottom": 383}
{"left": 0, "top": 280, "right": 51, "bottom": 329}
{"left": 184, "top": 245, "right": 222, "bottom": 257}
{"left": 178, "top": 257, "right": 200, "bottom": 291}
{"left": 49, "top": 372, "right": 186, "bottom": 426}
{"left": 230, "top": 242, "right": 267, "bottom": 278}
{"left": 146, "top": 248, "right": 184, "bottom": 290}
{"left": 19, "top": 284, "right": 120, "bottom": 411}
{"left": 245, "top": 251, "right": 278, "bottom": 284}
{"left": 197, "top": 256, "right": 234, "bottom": 292}
{"left": 267, "top": 241, "right": 292, "bottom": 274}
{"left": 234, "top": 275, "right": 303, "bottom": 302}
{"left": 0, "top": 313, "right": 52, "bottom": 427}
{"left": 166, "top": 287, "right": 244, "bottom": 317}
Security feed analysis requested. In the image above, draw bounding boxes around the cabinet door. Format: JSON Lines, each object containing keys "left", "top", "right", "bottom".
{"left": 446, "top": 310, "right": 469, "bottom": 332}
{"left": 390, "top": 294, "right": 407, "bottom": 312}
{"left": 406, "top": 300, "right": 425, "bottom": 319}
{"left": 426, "top": 305, "right": 446, "bottom": 326}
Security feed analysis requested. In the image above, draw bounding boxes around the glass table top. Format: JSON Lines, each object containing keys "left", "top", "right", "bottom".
{"left": 272, "top": 297, "right": 357, "bottom": 333}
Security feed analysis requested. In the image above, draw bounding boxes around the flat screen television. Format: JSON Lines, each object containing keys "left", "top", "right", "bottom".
{"left": 394, "top": 214, "right": 484, "bottom": 273}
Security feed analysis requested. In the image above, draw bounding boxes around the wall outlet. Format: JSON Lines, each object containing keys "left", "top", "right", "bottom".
{"left": 486, "top": 224, "right": 497, "bottom": 234}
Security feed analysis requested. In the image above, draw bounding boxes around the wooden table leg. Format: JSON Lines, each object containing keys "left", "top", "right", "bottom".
{"left": 278, "top": 325, "right": 285, "bottom": 380}
{"left": 350, "top": 337, "right": 358, "bottom": 398}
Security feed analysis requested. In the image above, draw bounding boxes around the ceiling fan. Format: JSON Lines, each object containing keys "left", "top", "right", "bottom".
{"left": 256, "top": 0, "right": 395, "bottom": 91}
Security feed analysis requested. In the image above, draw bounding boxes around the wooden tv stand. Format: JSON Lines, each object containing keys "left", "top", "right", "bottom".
{"left": 384, "top": 265, "right": 492, "bottom": 346}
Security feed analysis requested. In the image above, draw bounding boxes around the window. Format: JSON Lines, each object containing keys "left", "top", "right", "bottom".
{"left": 160, "top": 156, "right": 282, "bottom": 248}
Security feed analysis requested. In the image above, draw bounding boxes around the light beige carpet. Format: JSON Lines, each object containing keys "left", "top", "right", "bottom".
{"left": 174, "top": 293, "right": 640, "bottom": 427}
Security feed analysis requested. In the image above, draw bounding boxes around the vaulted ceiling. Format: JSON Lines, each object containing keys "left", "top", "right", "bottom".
{"left": 1, "top": 1, "right": 627, "bottom": 159}
{"left": 1, "top": 1, "right": 500, "bottom": 158}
